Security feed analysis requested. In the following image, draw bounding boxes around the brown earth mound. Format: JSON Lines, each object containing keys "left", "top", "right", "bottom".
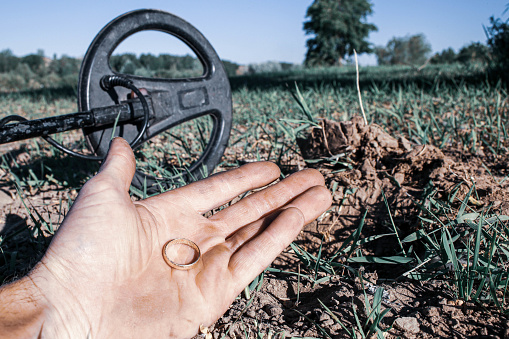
{"left": 295, "top": 117, "right": 509, "bottom": 257}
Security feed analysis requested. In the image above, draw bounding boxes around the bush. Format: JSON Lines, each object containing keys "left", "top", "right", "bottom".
{"left": 486, "top": 16, "right": 509, "bottom": 68}
{"left": 375, "top": 34, "right": 431, "bottom": 66}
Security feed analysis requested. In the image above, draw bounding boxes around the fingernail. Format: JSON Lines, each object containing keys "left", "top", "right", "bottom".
{"left": 109, "top": 136, "right": 119, "bottom": 148}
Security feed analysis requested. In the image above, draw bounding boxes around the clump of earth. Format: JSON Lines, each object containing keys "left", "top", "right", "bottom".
{"left": 297, "top": 117, "right": 509, "bottom": 253}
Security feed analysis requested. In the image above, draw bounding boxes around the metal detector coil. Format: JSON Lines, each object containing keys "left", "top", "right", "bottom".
{"left": 0, "top": 9, "right": 233, "bottom": 193}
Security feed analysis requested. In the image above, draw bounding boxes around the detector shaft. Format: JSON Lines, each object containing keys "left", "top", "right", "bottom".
{"left": 0, "top": 101, "right": 147, "bottom": 144}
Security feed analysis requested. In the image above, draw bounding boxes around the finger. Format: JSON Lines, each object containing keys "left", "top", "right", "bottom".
{"left": 224, "top": 210, "right": 281, "bottom": 255}
{"left": 225, "top": 185, "right": 332, "bottom": 255}
{"left": 150, "top": 162, "right": 280, "bottom": 214}
{"left": 210, "top": 169, "right": 325, "bottom": 235}
{"left": 276, "top": 185, "right": 332, "bottom": 225}
{"left": 227, "top": 207, "right": 304, "bottom": 290}
{"left": 95, "top": 137, "right": 136, "bottom": 192}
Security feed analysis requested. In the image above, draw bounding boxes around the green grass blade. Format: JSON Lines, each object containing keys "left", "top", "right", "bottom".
{"left": 318, "top": 299, "right": 353, "bottom": 337}
{"left": 382, "top": 190, "right": 406, "bottom": 255}
{"left": 347, "top": 256, "right": 414, "bottom": 264}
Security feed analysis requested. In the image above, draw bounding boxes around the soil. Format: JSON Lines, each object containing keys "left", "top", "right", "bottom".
{"left": 1, "top": 117, "right": 509, "bottom": 338}
{"left": 209, "top": 276, "right": 508, "bottom": 338}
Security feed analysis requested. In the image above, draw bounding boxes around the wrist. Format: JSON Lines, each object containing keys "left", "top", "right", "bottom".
{"left": 28, "top": 260, "right": 92, "bottom": 338}
{"left": 0, "top": 275, "right": 46, "bottom": 338}
{"left": 0, "top": 262, "right": 91, "bottom": 339}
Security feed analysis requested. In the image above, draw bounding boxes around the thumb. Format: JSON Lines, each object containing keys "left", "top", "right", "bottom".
{"left": 96, "top": 137, "right": 136, "bottom": 192}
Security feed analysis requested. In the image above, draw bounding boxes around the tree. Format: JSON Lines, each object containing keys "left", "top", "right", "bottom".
{"left": 221, "top": 60, "right": 240, "bottom": 77}
{"left": 485, "top": 16, "right": 509, "bottom": 67}
{"left": 456, "top": 42, "right": 489, "bottom": 64}
{"left": 21, "top": 53, "right": 45, "bottom": 74}
{"left": 375, "top": 34, "right": 431, "bottom": 66}
{"left": 110, "top": 53, "right": 141, "bottom": 74}
{"left": 0, "top": 49, "right": 19, "bottom": 73}
{"left": 248, "top": 61, "right": 282, "bottom": 74}
{"left": 49, "top": 55, "right": 80, "bottom": 77}
{"left": 430, "top": 47, "right": 456, "bottom": 64}
{"left": 303, "top": 0, "right": 377, "bottom": 67}
{"left": 139, "top": 53, "right": 161, "bottom": 71}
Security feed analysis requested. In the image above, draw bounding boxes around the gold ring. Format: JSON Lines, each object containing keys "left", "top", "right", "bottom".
{"left": 162, "top": 238, "right": 201, "bottom": 270}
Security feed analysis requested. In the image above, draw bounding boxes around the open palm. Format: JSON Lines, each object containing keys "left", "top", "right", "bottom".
{"left": 34, "top": 137, "right": 331, "bottom": 338}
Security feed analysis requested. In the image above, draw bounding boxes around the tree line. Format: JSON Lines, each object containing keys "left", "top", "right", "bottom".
{"left": 0, "top": 49, "right": 82, "bottom": 91}
{"left": 109, "top": 53, "right": 240, "bottom": 79}
{"left": 0, "top": 49, "right": 243, "bottom": 92}
{"left": 0, "top": 48, "right": 303, "bottom": 92}
{"left": 374, "top": 36, "right": 489, "bottom": 67}
{"left": 0, "top": 47, "right": 307, "bottom": 92}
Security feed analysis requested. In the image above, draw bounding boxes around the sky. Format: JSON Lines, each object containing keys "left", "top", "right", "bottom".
{"left": 0, "top": 1, "right": 506, "bottom": 66}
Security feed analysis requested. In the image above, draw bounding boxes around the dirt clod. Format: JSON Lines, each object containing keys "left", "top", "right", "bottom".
{"left": 295, "top": 117, "right": 509, "bottom": 258}
{"left": 394, "top": 317, "right": 420, "bottom": 333}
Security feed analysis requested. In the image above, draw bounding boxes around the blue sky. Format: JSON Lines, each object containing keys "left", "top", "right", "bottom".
{"left": 1, "top": 1, "right": 506, "bottom": 66}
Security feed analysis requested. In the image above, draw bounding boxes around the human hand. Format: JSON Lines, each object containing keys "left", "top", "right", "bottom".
{"left": 2, "top": 137, "right": 331, "bottom": 338}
